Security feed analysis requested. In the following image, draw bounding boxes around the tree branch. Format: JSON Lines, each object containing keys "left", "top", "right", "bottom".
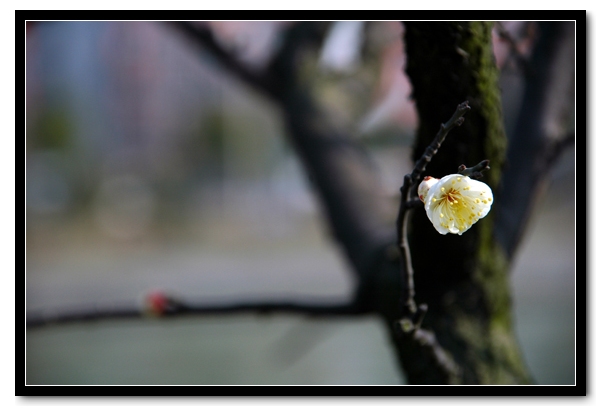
{"left": 494, "top": 22, "right": 534, "bottom": 76}
{"left": 408, "top": 101, "right": 472, "bottom": 185}
{"left": 166, "top": 22, "right": 281, "bottom": 101}
{"left": 29, "top": 22, "right": 393, "bottom": 330}
{"left": 27, "top": 294, "right": 369, "bottom": 329}
{"left": 457, "top": 159, "right": 490, "bottom": 179}
{"left": 156, "top": 23, "right": 467, "bottom": 382}
{"left": 396, "top": 101, "right": 471, "bottom": 317}
{"left": 167, "top": 22, "right": 393, "bottom": 281}
{"left": 541, "top": 131, "right": 575, "bottom": 173}
{"left": 494, "top": 21, "right": 575, "bottom": 259}
{"left": 394, "top": 326, "right": 462, "bottom": 384}
{"left": 390, "top": 102, "right": 471, "bottom": 384}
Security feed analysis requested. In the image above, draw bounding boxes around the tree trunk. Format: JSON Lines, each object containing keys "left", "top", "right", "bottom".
{"left": 401, "top": 21, "right": 532, "bottom": 384}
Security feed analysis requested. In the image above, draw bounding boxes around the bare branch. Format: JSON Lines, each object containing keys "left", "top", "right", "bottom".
{"left": 388, "top": 102, "right": 470, "bottom": 383}
{"left": 27, "top": 295, "right": 369, "bottom": 329}
{"left": 165, "top": 22, "right": 281, "bottom": 100}
{"left": 494, "top": 22, "right": 534, "bottom": 76}
{"left": 27, "top": 305, "right": 140, "bottom": 328}
{"left": 397, "top": 327, "right": 462, "bottom": 384}
{"left": 457, "top": 159, "right": 490, "bottom": 179}
{"left": 395, "top": 101, "right": 471, "bottom": 316}
{"left": 409, "top": 101, "right": 471, "bottom": 185}
{"left": 29, "top": 22, "right": 391, "bottom": 331}
{"left": 166, "top": 21, "right": 393, "bottom": 281}
{"left": 495, "top": 21, "right": 575, "bottom": 259}
{"left": 542, "top": 131, "right": 575, "bottom": 173}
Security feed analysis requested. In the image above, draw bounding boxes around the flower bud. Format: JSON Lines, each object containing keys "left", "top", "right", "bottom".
{"left": 417, "top": 176, "right": 440, "bottom": 203}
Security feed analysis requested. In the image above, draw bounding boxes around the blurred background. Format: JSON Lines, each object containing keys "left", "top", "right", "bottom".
{"left": 25, "top": 21, "right": 575, "bottom": 385}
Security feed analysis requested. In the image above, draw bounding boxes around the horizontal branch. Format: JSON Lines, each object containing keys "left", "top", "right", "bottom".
{"left": 26, "top": 296, "right": 370, "bottom": 329}
{"left": 457, "top": 159, "right": 490, "bottom": 179}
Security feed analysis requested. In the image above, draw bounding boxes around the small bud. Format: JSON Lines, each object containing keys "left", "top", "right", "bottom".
{"left": 144, "top": 291, "right": 169, "bottom": 316}
{"left": 143, "top": 290, "right": 182, "bottom": 316}
{"left": 417, "top": 176, "right": 440, "bottom": 203}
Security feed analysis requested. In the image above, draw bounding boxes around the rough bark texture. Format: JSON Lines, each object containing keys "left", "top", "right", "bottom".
{"left": 402, "top": 22, "right": 532, "bottom": 384}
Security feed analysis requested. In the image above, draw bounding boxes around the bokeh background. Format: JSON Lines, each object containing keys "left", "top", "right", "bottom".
{"left": 25, "top": 21, "right": 575, "bottom": 385}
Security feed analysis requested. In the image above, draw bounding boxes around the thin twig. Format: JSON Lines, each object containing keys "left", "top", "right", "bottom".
{"left": 391, "top": 102, "right": 471, "bottom": 383}
{"left": 457, "top": 159, "right": 490, "bottom": 179}
{"left": 395, "top": 101, "right": 471, "bottom": 318}
{"left": 409, "top": 101, "right": 472, "bottom": 185}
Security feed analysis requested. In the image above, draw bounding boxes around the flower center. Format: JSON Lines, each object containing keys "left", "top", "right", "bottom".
{"left": 441, "top": 187, "right": 461, "bottom": 205}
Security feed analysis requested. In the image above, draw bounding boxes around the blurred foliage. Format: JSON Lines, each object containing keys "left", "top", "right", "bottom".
{"left": 30, "top": 106, "right": 74, "bottom": 150}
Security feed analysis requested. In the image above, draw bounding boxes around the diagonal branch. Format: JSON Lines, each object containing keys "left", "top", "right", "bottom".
{"left": 168, "top": 22, "right": 393, "bottom": 282}
{"left": 408, "top": 101, "right": 472, "bottom": 185}
{"left": 541, "top": 131, "right": 575, "bottom": 174}
{"left": 166, "top": 22, "right": 281, "bottom": 100}
{"left": 494, "top": 21, "right": 534, "bottom": 76}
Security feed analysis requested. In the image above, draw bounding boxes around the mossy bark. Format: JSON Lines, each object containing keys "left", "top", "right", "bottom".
{"left": 401, "top": 22, "right": 532, "bottom": 384}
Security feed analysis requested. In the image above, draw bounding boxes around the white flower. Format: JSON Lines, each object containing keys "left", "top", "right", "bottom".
{"left": 420, "top": 173, "right": 493, "bottom": 235}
